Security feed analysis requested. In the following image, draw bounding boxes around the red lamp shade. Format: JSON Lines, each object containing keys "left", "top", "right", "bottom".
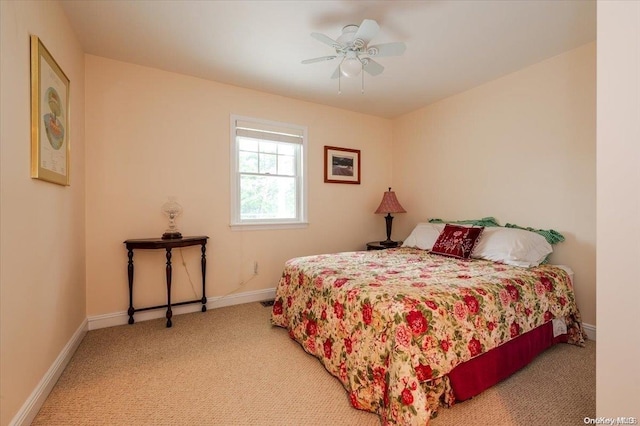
{"left": 374, "top": 188, "right": 406, "bottom": 247}
{"left": 375, "top": 188, "right": 406, "bottom": 214}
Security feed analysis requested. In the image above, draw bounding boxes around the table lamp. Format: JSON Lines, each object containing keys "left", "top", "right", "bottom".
{"left": 374, "top": 187, "right": 406, "bottom": 247}
{"left": 161, "top": 196, "right": 183, "bottom": 239}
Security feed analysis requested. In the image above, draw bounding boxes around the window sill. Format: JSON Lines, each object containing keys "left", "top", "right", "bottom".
{"left": 230, "top": 222, "right": 309, "bottom": 231}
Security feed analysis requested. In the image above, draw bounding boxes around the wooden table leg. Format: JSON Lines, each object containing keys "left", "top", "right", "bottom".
{"left": 200, "top": 243, "right": 207, "bottom": 312}
{"left": 127, "top": 249, "right": 135, "bottom": 324}
{"left": 165, "top": 248, "right": 173, "bottom": 328}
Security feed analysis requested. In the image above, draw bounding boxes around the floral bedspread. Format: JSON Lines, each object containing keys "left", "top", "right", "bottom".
{"left": 271, "top": 248, "right": 585, "bottom": 425}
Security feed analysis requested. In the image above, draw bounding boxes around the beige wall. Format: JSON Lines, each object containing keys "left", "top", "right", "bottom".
{"left": 0, "top": 1, "right": 86, "bottom": 425}
{"left": 84, "top": 55, "right": 392, "bottom": 316}
{"left": 596, "top": 1, "right": 640, "bottom": 418}
{"left": 391, "top": 43, "right": 596, "bottom": 326}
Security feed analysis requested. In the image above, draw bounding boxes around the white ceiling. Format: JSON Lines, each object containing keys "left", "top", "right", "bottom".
{"left": 60, "top": 0, "right": 596, "bottom": 119}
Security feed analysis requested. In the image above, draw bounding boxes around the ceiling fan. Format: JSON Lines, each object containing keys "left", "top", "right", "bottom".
{"left": 302, "top": 19, "right": 406, "bottom": 93}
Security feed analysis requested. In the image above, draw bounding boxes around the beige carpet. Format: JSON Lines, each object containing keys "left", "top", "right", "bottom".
{"left": 33, "top": 303, "right": 595, "bottom": 425}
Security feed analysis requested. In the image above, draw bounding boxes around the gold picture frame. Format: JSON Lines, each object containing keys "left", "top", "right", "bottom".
{"left": 30, "top": 35, "right": 70, "bottom": 186}
{"left": 324, "top": 146, "right": 361, "bottom": 184}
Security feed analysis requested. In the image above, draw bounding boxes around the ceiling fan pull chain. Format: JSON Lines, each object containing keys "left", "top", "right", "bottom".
{"left": 361, "top": 67, "right": 365, "bottom": 94}
{"left": 338, "top": 72, "right": 342, "bottom": 95}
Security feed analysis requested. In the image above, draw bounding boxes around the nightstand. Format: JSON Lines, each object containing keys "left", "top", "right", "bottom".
{"left": 366, "top": 241, "right": 403, "bottom": 251}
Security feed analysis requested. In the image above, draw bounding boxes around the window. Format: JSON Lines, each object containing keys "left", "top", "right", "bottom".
{"left": 230, "top": 115, "right": 307, "bottom": 229}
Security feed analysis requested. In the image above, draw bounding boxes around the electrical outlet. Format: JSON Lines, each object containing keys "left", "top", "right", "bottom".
{"left": 253, "top": 261, "right": 259, "bottom": 275}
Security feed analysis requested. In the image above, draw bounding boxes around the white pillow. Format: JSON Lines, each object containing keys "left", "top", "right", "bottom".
{"left": 471, "top": 227, "right": 552, "bottom": 267}
{"left": 402, "top": 223, "right": 445, "bottom": 250}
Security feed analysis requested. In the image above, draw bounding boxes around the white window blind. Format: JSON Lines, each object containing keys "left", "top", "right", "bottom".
{"left": 235, "top": 120, "right": 304, "bottom": 144}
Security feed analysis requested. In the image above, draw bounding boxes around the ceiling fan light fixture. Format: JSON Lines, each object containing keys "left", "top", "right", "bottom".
{"left": 340, "top": 57, "right": 362, "bottom": 78}
{"left": 302, "top": 18, "right": 406, "bottom": 88}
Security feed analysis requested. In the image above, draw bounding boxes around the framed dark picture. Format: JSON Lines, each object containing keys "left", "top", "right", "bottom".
{"left": 30, "top": 35, "right": 70, "bottom": 186}
{"left": 324, "top": 146, "right": 361, "bottom": 184}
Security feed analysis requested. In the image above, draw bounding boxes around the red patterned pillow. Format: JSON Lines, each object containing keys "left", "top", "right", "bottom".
{"left": 431, "top": 224, "right": 484, "bottom": 259}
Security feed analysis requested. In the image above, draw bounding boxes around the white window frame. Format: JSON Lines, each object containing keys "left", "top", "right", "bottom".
{"left": 230, "top": 115, "right": 308, "bottom": 230}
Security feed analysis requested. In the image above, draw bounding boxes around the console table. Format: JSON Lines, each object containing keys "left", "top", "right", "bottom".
{"left": 124, "top": 236, "right": 209, "bottom": 328}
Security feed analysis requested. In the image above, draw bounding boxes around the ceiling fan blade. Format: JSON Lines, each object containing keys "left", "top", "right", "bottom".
{"left": 311, "top": 32, "right": 340, "bottom": 47}
{"left": 353, "top": 19, "right": 379, "bottom": 47}
{"left": 301, "top": 56, "right": 338, "bottom": 64}
{"left": 363, "top": 59, "right": 384, "bottom": 76}
{"left": 367, "top": 42, "right": 406, "bottom": 57}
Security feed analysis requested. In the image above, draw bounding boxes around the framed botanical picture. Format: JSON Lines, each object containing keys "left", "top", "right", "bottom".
{"left": 324, "top": 146, "right": 361, "bottom": 184}
{"left": 30, "top": 35, "right": 70, "bottom": 186}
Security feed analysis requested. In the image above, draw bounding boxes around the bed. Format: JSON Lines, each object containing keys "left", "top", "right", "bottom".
{"left": 271, "top": 223, "right": 586, "bottom": 425}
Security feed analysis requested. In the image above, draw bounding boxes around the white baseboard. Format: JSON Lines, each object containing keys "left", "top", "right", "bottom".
{"left": 10, "top": 318, "right": 88, "bottom": 426}
{"left": 583, "top": 322, "right": 596, "bottom": 341}
{"left": 88, "top": 287, "right": 277, "bottom": 330}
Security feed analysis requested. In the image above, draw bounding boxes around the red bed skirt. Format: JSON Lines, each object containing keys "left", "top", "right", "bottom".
{"left": 448, "top": 321, "right": 568, "bottom": 401}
